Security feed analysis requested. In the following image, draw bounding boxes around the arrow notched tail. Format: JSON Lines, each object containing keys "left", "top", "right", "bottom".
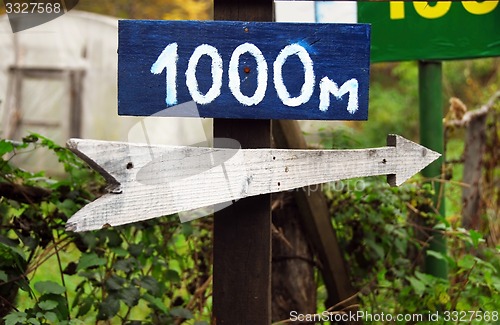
{"left": 67, "top": 139, "right": 121, "bottom": 192}
{"left": 386, "top": 134, "right": 399, "bottom": 187}
{"left": 386, "top": 134, "right": 441, "bottom": 187}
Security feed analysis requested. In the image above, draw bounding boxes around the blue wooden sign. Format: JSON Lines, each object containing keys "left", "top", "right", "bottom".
{"left": 118, "top": 20, "right": 370, "bottom": 120}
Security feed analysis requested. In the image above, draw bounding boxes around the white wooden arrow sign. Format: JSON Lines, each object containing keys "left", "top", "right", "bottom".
{"left": 66, "top": 134, "right": 439, "bottom": 232}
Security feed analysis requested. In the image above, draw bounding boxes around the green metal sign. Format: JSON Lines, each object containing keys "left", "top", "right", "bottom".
{"left": 358, "top": 1, "right": 500, "bottom": 62}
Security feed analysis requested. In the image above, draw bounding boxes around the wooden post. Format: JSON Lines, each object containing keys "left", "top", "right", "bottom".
{"left": 212, "top": 0, "right": 273, "bottom": 324}
{"left": 273, "top": 120, "right": 358, "bottom": 312}
{"left": 271, "top": 191, "right": 316, "bottom": 322}
{"left": 461, "top": 113, "right": 487, "bottom": 230}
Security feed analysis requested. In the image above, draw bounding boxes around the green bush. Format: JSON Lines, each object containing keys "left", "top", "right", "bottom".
{"left": 0, "top": 135, "right": 212, "bottom": 324}
{"left": 325, "top": 177, "right": 499, "bottom": 323}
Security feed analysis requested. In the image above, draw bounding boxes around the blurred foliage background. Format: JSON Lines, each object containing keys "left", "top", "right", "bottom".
{"left": 76, "top": 0, "right": 212, "bottom": 20}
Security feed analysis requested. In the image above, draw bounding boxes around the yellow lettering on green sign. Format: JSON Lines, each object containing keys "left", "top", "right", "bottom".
{"left": 390, "top": 0, "right": 499, "bottom": 20}
{"left": 462, "top": 1, "right": 498, "bottom": 15}
{"left": 413, "top": 1, "right": 452, "bottom": 19}
{"left": 390, "top": 1, "right": 405, "bottom": 19}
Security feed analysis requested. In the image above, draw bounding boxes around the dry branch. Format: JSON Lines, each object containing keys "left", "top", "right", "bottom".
{"left": 0, "top": 182, "right": 51, "bottom": 204}
{"left": 445, "top": 91, "right": 500, "bottom": 128}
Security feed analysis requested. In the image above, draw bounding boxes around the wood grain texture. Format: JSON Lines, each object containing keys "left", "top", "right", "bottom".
{"left": 118, "top": 20, "right": 370, "bottom": 120}
{"left": 461, "top": 113, "right": 486, "bottom": 230}
{"left": 65, "top": 134, "right": 440, "bottom": 232}
{"left": 212, "top": 2, "right": 273, "bottom": 324}
{"left": 212, "top": 119, "right": 272, "bottom": 325}
{"left": 271, "top": 192, "right": 316, "bottom": 323}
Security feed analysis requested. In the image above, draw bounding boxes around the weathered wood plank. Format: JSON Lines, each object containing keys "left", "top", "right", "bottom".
{"left": 65, "top": 135, "right": 440, "bottom": 232}
{"left": 118, "top": 20, "right": 370, "bottom": 120}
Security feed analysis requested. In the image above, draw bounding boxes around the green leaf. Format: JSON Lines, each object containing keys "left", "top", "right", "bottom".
{"left": 43, "top": 311, "right": 58, "bottom": 323}
{"left": 120, "top": 286, "right": 140, "bottom": 307}
{"left": 38, "top": 300, "right": 58, "bottom": 311}
{"left": 0, "top": 242, "right": 27, "bottom": 263}
{"left": 111, "top": 247, "right": 128, "bottom": 257}
{"left": 143, "top": 293, "right": 168, "bottom": 314}
{"left": 469, "top": 230, "right": 484, "bottom": 248}
{"left": 165, "top": 269, "right": 181, "bottom": 283}
{"left": 4, "top": 312, "right": 28, "bottom": 325}
{"left": 0, "top": 140, "right": 14, "bottom": 156}
{"left": 407, "top": 276, "right": 426, "bottom": 296}
{"left": 0, "top": 270, "right": 8, "bottom": 282}
{"left": 492, "top": 278, "right": 500, "bottom": 292}
{"left": 105, "top": 275, "right": 125, "bottom": 291}
{"left": 22, "top": 134, "right": 39, "bottom": 144}
{"left": 17, "top": 276, "right": 32, "bottom": 296}
{"left": 139, "top": 276, "right": 160, "bottom": 296}
{"left": 433, "top": 223, "right": 448, "bottom": 230}
{"left": 473, "top": 256, "right": 495, "bottom": 271}
{"left": 365, "top": 238, "right": 384, "bottom": 259}
{"left": 56, "top": 199, "right": 78, "bottom": 218}
{"left": 414, "top": 271, "right": 436, "bottom": 286}
{"left": 170, "top": 307, "right": 194, "bottom": 319}
{"left": 34, "top": 281, "right": 66, "bottom": 295}
{"left": 77, "top": 253, "right": 106, "bottom": 271}
{"left": 97, "top": 296, "right": 120, "bottom": 320}
{"left": 114, "top": 258, "right": 136, "bottom": 273}
{"left": 27, "top": 318, "right": 41, "bottom": 325}
{"left": 426, "top": 250, "right": 452, "bottom": 267}
{"left": 458, "top": 254, "right": 476, "bottom": 270}
{"left": 68, "top": 320, "right": 86, "bottom": 325}
{"left": 181, "top": 223, "right": 194, "bottom": 237}
{"left": 41, "top": 294, "right": 69, "bottom": 320}
{"left": 76, "top": 297, "right": 93, "bottom": 318}
{"left": 128, "top": 243, "right": 144, "bottom": 257}
{"left": 105, "top": 230, "right": 122, "bottom": 248}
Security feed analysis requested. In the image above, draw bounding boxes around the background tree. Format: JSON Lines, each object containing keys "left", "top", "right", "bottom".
{"left": 76, "top": 0, "right": 212, "bottom": 20}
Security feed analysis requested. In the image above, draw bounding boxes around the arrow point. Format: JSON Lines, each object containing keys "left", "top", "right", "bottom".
{"left": 386, "top": 134, "right": 441, "bottom": 186}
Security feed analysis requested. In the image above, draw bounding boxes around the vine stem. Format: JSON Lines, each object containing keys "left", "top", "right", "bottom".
{"left": 53, "top": 232, "right": 70, "bottom": 320}
{"left": 450, "top": 260, "right": 477, "bottom": 310}
{"left": 25, "top": 238, "right": 72, "bottom": 276}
